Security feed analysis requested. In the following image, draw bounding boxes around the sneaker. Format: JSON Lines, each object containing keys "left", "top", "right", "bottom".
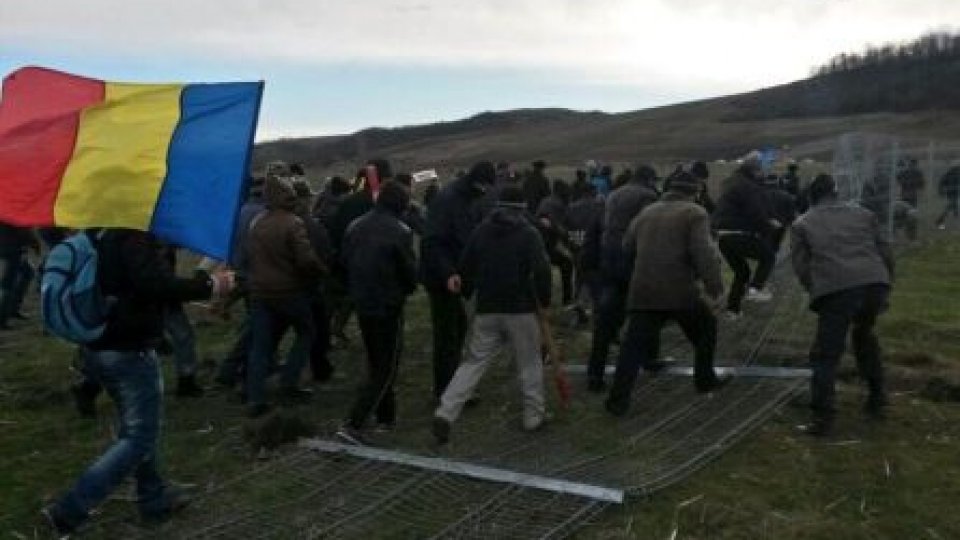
{"left": 335, "top": 425, "right": 369, "bottom": 446}
{"left": 175, "top": 376, "right": 205, "bottom": 398}
{"left": 938, "top": 223, "right": 947, "bottom": 230}
{"left": 724, "top": 310, "right": 742, "bottom": 322}
{"left": 41, "top": 504, "right": 76, "bottom": 538}
{"left": 696, "top": 374, "right": 733, "bottom": 394}
{"left": 745, "top": 287, "right": 773, "bottom": 302}
{"left": 11, "top": 311, "right": 28, "bottom": 320}
{"left": 431, "top": 417, "right": 451, "bottom": 445}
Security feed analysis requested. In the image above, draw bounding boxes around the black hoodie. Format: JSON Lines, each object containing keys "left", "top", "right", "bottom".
{"left": 459, "top": 206, "right": 552, "bottom": 314}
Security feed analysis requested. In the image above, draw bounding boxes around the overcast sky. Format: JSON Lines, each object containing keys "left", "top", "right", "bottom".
{"left": 1, "top": 1, "right": 957, "bottom": 140}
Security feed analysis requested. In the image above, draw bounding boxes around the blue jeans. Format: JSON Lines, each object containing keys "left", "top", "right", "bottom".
{"left": 0, "top": 251, "right": 34, "bottom": 323}
{"left": 54, "top": 350, "right": 168, "bottom": 528}
{"left": 246, "top": 296, "right": 315, "bottom": 406}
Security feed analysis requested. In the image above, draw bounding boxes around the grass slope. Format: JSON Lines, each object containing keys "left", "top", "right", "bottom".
{"left": 1, "top": 238, "right": 959, "bottom": 538}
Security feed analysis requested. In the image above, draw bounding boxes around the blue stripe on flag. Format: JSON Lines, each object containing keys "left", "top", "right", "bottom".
{"left": 150, "top": 81, "right": 262, "bottom": 259}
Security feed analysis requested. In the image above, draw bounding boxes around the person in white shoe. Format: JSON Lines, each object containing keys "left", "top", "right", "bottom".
{"left": 712, "top": 152, "right": 780, "bottom": 318}
{"left": 432, "top": 186, "right": 552, "bottom": 444}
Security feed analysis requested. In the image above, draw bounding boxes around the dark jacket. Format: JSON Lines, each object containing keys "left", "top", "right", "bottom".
{"left": 420, "top": 176, "right": 483, "bottom": 291}
{"left": 247, "top": 182, "right": 326, "bottom": 299}
{"left": 938, "top": 166, "right": 960, "bottom": 199}
{"left": 459, "top": 207, "right": 552, "bottom": 314}
{"left": 0, "top": 222, "right": 37, "bottom": 257}
{"left": 329, "top": 190, "right": 374, "bottom": 253}
{"left": 623, "top": 194, "right": 723, "bottom": 311}
{"left": 90, "top": 230, "right": 211, "bottom": 352}
{"left": 536, "top": 194, "right": 569, "bottom": 251}
{"left": 566, "top": 196, "right": 604, "bottom": 251}
{"left": 601, "top": 181, "right": 659, "bottom": 250}
{"left": 791, "top": 201, "right": 894, "bottom": 303}
{"left": 896, "top": 166, "right": 925, "bottom": 205}
{"left": 764, "top": 185, "right": 798, "bottom": 228}
{"left": 342, "top": 208, "right": 418, "bottom": 316}
{"left": 713, "top": 170, "right": 774, "bottom": 236}
{"left": 522, "top": 170, "right": 551, "bottom": 214}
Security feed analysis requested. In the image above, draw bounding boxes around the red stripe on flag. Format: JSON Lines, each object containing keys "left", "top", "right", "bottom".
{"left": 0, "top": 67, "right": 105, "bottom": 225}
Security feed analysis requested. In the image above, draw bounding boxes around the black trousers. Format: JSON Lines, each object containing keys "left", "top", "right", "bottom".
{"left": 348, "top": 309, "right": 403, "bottom": 428}
{"left": 809, "top": 284, "right": 889, "bottom": 420}
{"left": 608, "top": 302, "right": 719, "bottom": 407}
{"left": 427, "top": 289, "right": 468, "bottom": 399}
{"left": 587, "top": 246, "right": 631, "bottom": 383}
{"left": 718, "top": 233, "right": 775, "bottom": 313}
{"left": 548, "top": 247, "right": 574, "bottom": 306}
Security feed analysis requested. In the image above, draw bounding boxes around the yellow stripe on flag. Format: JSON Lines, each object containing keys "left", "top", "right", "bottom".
{"left": 55, "top": 83, "right": 184, "bottom": 229}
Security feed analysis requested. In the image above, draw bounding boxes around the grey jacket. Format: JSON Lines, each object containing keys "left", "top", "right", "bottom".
{"left": 623, "top": 194, "right": 723, "bottom": 311}
{"left": 790, "top": 201, "right": 894, "bottom": 302}
{"left": 602, "top": 181, "right": 659, "bottom": 250}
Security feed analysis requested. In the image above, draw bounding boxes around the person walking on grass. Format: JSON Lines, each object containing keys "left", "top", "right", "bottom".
{"left": 605, "top": 170, "right": 728, "bottom": 417}
{"left": 245, "top": 175, "right": 326, "bottom": 418}
{"left": 420, "top": 162, "right": 496, "bottom": 402}
{"left": 336, "top": 181, "right": 418, "bottom": 444}
{"left": 42, "top": 230, "right": 233, "bottom": 535}
{"left": 791, "top": 174, "right": 894, "bottom": 437}
{"left": 433, "top": 186, "right": 552, "bottom": 444}
{"left": 713, "top": 152, "right": 780, "bottom": 321}
{"left": 586, "top": 164, "right": 659, "bottom": 392}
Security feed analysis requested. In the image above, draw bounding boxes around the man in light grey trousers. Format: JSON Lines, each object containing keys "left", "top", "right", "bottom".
{"left": 433, "top": 186, "right": 553, "bottom": 444}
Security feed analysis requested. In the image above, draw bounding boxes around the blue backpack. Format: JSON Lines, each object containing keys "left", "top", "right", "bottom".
{"left": 41, "top": 231, "right": 113, "bottom": 344}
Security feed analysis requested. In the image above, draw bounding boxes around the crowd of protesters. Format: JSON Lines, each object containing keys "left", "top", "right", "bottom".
{"left": 1, "top": 151, "right": 935, "bottom": 535}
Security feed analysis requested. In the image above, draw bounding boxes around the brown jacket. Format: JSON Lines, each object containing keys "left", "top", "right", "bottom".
{"left": 623, "top": 193, "right": 723, "bottom": 311}
{"left": 247, "top": 178, "right": 325, "bottom": 299}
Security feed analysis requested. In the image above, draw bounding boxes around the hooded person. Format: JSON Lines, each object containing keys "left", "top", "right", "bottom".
{"left": 336, "top": 180, "right": 418, "bottom": 444}
{"left": 432, "top": 185, "right": 552, "bottom": 444}
{"left": 586, "top": 163, "right": 660, "bottom": 392}
{"left": 420, "top": 161, "right": 496, "bottom": 401}
{"left": 244, "top": 175, "right": 327, "bottom": 417}
{"left": 606, "top": 170, "right": 728, "bottom": 416}
{"left": 327, "top": 159, "right": 393, "bottom": 344}
{"left": 688, "top": 161, "right": 716, "bottom": 213}
{"left": 522, "top": 160, "right": 551, "bottom": 213}
{"left": 712, "top": 152, "right": 779, "bottom": 319}
{"left": 791, "top": 174, "right": 894, "bottom": 436}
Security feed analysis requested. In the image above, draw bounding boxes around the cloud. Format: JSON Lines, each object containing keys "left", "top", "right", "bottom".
{"left": 2, "top": 0, "right": 957, "bottom": 94}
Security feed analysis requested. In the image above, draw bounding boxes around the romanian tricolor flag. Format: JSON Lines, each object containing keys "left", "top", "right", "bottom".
{"left": 0, "top": 66, "right": 263, "bottom": 259}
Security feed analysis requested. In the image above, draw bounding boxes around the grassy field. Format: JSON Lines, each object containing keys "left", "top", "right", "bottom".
{"left": 1, "top": 235, "right": 959, "bottom": 538}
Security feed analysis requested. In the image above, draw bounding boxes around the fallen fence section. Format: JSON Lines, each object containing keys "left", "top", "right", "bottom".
{"left": 563, "top": 364, "right": 812, "bottom": 379}
{"left": 299, "top": 438, "right": 626, "bottom": 504}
